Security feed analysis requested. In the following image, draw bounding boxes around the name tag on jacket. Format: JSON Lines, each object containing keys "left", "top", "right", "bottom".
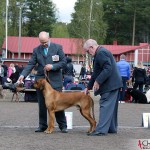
{"left": 52, "top": 55, "right": 59, "bottom": 61}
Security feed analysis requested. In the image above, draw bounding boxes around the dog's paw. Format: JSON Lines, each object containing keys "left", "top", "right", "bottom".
{"left": 44, "top": 129, "right": 53, "bottom": 134}
{"left": 87, "top": 129, "right": 93, "bottom": 134}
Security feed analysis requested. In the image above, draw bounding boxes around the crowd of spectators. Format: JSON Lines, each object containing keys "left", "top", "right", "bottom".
{"left": 117, "top": 58, "right": 150, "bottom": 102}
{"left": 0, "top": 63, "right": 24, "bottom": 86}
{"left": 0, "top": 61, "right": 150, "bottom": 94}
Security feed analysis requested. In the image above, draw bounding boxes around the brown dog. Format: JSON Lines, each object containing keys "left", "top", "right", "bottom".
{"left": 11, "top": 85, "right": 25, "bottom": 102}
{"left": 34, "top": 78, "right": 96, "bottom": 134}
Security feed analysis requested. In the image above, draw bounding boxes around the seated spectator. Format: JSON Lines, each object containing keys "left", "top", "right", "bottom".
{"left": 24, "top": 68, "right": 37, "bottom": 89}
{"left": 8, "top": 63, "right": 16, "bottom": 78}
{"left": 19, "top": 65, "right": 24, "bottom": 74}
{"left": 0, "top": 63, "right": 4, "bottom": 85}
{"left": 65, "top": 78, "right": 85, "bottom": 90}
{"left": 9, "top": 70, "right": 20, "bottom": 84}
{"left": 2, "top": 64, "right": 8, "bottom": 77}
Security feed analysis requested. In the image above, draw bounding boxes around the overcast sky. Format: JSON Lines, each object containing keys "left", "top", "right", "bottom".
{"left": 52, "top": 0, "right": 77, "bottom": 23}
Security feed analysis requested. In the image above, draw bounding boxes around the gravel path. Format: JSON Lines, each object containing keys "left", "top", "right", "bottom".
{"left": 0, "top": 90, "right": 149, "bottom": 150}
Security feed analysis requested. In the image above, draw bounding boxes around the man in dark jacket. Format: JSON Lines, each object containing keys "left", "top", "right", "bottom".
{"left": 18, "top": 31, "right": 68, "bottom": 133}
{"left": 83, "top": 39, "right": 122, "bottom": 136}
{"left": 79, "top": 64, "right": 86, "bottom": 80}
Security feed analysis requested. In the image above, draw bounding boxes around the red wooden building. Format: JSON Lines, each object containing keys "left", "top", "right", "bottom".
{"left": 1, "top": 36, "right": 150, "bottom": 66}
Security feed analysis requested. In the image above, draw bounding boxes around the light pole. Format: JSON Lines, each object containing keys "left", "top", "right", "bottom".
{"left": 18, "top": 5, "right": 23, "bottom": 59}
{"left": 85, "top": 0, "right": 93, "bottom": 71}
{"left": 5, "top": 0, "right": 9, "bottom": 58}
{"left": 132, "top": 9, "right": 136, "bottom": 46}
{"left": 88, "top": 0, "right": 93, "bottom": 39}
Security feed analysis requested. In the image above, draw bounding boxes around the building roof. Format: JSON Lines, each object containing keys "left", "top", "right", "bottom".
{"left": 2, "top": 36, "right": 83, "bottom": 55}
{"left": 103, "top": 45, "right": 139, "bottom": 55}
{"left": 2, "top": 36, "right": 149, "bottom": 55}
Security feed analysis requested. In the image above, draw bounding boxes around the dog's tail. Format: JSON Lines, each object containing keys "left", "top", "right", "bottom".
{"left": 89, "top": 95, "right": 95, "bottom": 120}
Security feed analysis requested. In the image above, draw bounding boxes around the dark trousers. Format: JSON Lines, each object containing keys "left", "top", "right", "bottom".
{"left": 0, "top": 76, "right": 3, "bottom": 85}
{"left": 133, "top": 82, "right": 144, "bottom": 92}
{"left": 36, "top": 89, "right": 67, "bottom": 130}
{"left": 119, "top": 77, "right": 128, "bottom": 101}
{"left": 95, "top": 89, "right": 119, "bottom": 134}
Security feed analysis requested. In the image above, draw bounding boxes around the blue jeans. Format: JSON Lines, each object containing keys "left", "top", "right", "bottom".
{"left": 119, "top": 77, "right": 128, "bottom": 101}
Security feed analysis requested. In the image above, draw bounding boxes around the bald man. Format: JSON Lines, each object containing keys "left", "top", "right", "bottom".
{"left": 18, "top": 31, "right": 68, "bottom": 133}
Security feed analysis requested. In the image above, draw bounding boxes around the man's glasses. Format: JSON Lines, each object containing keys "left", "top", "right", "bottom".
{"left": 86, "top": 49, "right": 89, "bottom": 53}
{"left": 86, "top": 46, "right": 92, "bottom": 53}
{"left": 40, "top": 41, "right": 48, "bottom": 45}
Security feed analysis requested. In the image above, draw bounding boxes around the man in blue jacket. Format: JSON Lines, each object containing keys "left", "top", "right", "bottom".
{"left": 117, "top": 54, "right": 131, "bottom": 101}
{"left": 83, "top": 39, "right": 122, "bottom": 136}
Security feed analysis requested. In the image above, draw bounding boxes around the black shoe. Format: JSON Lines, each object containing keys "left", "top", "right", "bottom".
{"left": 87, "top": 131, "right": 105, "bottom": 136}
{"left": 35, "top": 127, "right": 47, "bottom": 132}
{"left": 61, "top": 128, "right": 68, "bottom": 133}
{"left": 108, "top": 131, "right": 117, "bottom": 134}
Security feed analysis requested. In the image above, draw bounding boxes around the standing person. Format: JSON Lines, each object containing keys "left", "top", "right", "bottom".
{"left": 117, "top": 54, "right": 131, "bottom": 101}
{"left": 132, "top": 61, "right": 146, "bottom": 92}
{"left": 79, "top": 64, "right": 86, "bottom": 80}
{"left": 62, "top": 57, "right": 75, "bottom": 89}
{"left": 0, "top": 63, "right": 4, "bottom": 85}
{"left": 18, "top": 31, "right": 68, "bottom": 133}
{"left": 2, "top": 64, "right": 8, "bottom": 77}
{"left": 83, "top": 39, "right": 122, "bottom": 136}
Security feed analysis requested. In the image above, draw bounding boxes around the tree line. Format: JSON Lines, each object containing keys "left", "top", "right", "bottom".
{"left": 0, "top": 0, "right": 150, "bottom": 47}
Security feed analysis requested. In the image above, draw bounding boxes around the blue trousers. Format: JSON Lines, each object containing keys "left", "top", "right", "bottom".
{"left": 95, "top": 89, "right": 120, "bottom": 134}
{"left": 119, "top": 77, "right": 128, "bottom": 101}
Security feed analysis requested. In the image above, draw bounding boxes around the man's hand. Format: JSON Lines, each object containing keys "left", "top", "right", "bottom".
{"left": 93, "top": 81, "right": 100, "bottom": 91}
{"left": 44, "top": 64, "right": 53, "bottom": 71}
